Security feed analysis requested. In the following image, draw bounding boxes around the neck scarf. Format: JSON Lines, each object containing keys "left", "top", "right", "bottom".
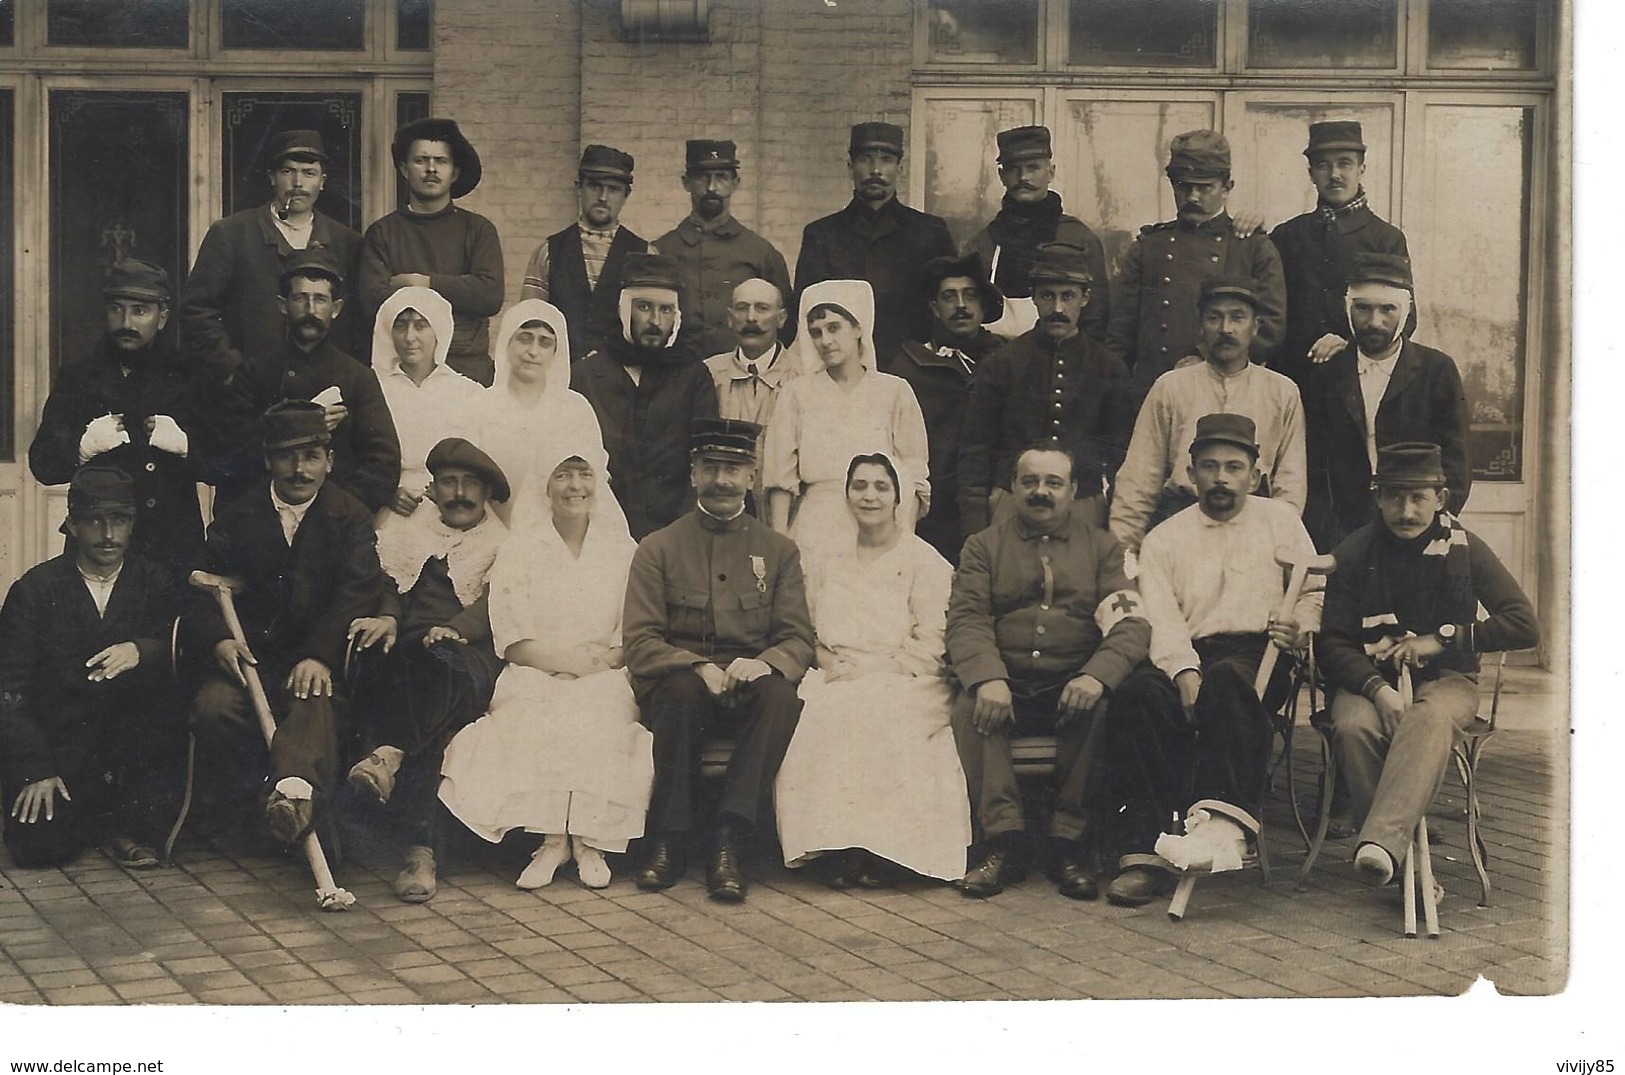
{"left": 1351, "top": 511, "right": 1475, "bottom": 660}
{"left": 377, "top": 503, "right": 508, "bottom": 607}
{"left": 1318, "top": 188, "right": 1369, "bottom": 223}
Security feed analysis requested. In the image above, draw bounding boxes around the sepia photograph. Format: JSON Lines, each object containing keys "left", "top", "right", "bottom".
{"left": 0, "top": 0, "right": 1594, "bottom": 1065}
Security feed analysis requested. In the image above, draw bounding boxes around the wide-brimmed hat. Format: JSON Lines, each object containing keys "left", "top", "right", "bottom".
{"left": 261, "top": 400, "right": 331, "bottom": 451}
{"left": 920, "top": 252, "right": 1004, "bottom": 323}
{"left": 392, "top": 117, "right": 482, "bottom": 198}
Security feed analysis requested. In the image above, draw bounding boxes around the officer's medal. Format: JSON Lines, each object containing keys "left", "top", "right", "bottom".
{"left": 751, "top": 555, "right": 767, "bottom": 594}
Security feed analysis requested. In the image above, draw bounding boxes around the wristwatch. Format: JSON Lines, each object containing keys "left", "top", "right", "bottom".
{"left": 1435, "top": 623, "right": 1458, "bottom": 650}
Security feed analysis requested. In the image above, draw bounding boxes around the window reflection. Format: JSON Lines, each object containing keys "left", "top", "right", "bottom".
{"left": 398, "top": 0, "right": 433, "bottom": 51}
{"left": 222, "top": 0, "right": 365, "bottom": 51}
{"left": 1069, "top": 0, "right": 1216, "bottom": 68}
{"left": 47, "top": 0, "right": 188, "bottom": 49}
{"left": 1248, "top": 0, "right": 1397, "bottom": 69}
{"left": 926, "top": 0, "right": 1039, "bottom": 65}
{"left": 1429, "top": 0, "right": 1537, "bottom": 70}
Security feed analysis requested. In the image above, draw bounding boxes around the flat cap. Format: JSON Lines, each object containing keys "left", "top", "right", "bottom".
{"left": 1190, "top": 412, "right": 1259, "bottom": 458}
{"left": 1197, "top": 275, "right": 1260, "bottom": 310}
{"left": 849, "top": 122, "right": 905, "bottom": 158}
{"left": 1305, "top": 121, "right": 1366, "bottom": 158}
{"left": 579, "top": 144, "right": 635, "bottom": 182}
{"left": 1347, "top": 251, "right": 1413, "bottom": 291}
{"left": 264, "top": 129, "right": 328, "bottom": 167}
{"left": 104, "top": 258, "right": 171, "bottom": 303}
{"left": 1028, "top": 242, "right": 1094, "bottom": 287}
{"left": 392, "top": 116, "right": 481, "bottom": 198}
{"left": 425, "top": 437, "right": 510, "bottom": 503}
{"left": 920, "top": 252, "right": 1004, "bottom": 323}
{"left": 686, "top": 139, "right": 739, "bottom": 172}
{"left": 996, "top": 125, "right": 1052, "bottom": 165}
{"left": 261, "top": 400, "right": 331, "bottom": 451}
{"left": 620, "top": 251, "right": 681, "bottom": 292}
{"left": 691, "top": 417, "right": 762, "bottom": 462}
{"left": 1374, "top": 442, "right": 1447, "bottom": 488}
{"left": 68, "top": 464, "right": 136, "bottom": 518}
{"left": 280, "top": 246, "right": 345, "bottom": 290}
{"left": 1166, "top": 129, "right": 1231, "bottom": 180}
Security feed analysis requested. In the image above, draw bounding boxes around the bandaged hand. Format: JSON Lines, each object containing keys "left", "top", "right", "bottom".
{"left": 79, "top": 414, "right": 129, "bottom": 463}
{"left": 146, "top": 414, "right": 189, "bottom": 456}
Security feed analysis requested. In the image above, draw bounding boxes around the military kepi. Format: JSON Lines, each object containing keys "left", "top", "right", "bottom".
{"left": 262, "top": 400, "right": 331, "bottom": 451}
{"left": 849, "top": 122, "right": 905, "bottom": 157}
{"left": 1373, "top": 442, "right": 1446, "bottom": 488}
{"left": 1347, "top": 251, "right": 1413, "bottom": 291}
{"left": 1166, "top": 129, "right": 1231, "bottom": 180}
{"left": 425, "top": 437, "right": 510, "bottom": 503}
{"left": 692, "top": 417, "right": 762, "bottom": 462}
{"left": 996, "top": 125, "right": 1052, "bottom": 165}
{"left": 1197, "top": 275, "right": 1260, "bottom": 310}
{"left": 1305, "top": 121, "right": 1366, "bottom": 158}
{"left": 68, "top": 464, "right": 136, "bottom": 518}
{"left": 620, "top": 252, "right": 681, "bottom": 292}
{"left": 686, "top": 139, "right": 739, "bottom": 172}
{"left": 579, "top": 144, "right": 635, "bottom": 183}
{"left": 104, "top": 259, "right": 171, "bottom": 304}
{"left": 1028, "top": 242, "right": 1094, "bottom": 287}
{"left": 1190, "top": 412, "right": 1259, "bottom": 458}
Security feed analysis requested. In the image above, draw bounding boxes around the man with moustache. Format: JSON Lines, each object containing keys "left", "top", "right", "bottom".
{"left": 1110, "top": 277, "right": 1306, "bottom": 556}
{"left": 623, "top": 418, "right": 814, "bottom": 902}
{"left": 946, "top": 445, "right": 1149, "bottom": 899}
{"left": 362, "top": 118, "right": 503, "bottom": 385}
{"left": 31, "top": 260, "right": 209, "bottom": 580}
{"left": 186, "top": 401, "right": 384, "bottom": 849}
{"left": 210, "top": 248, "right": 401, "bottom": 515}
{"left": 1106, "top": 130, "right": 1286, "bottom": 403}
{"left": 571, "top": 252, "right": 720, "bottom": 540}
{"left": 1093, "top": 414, "right": 1321, "bottom": 905}
{"left": 346, "top": 438, "right": 509, "bottom": 903}
{"left": 958, "top": 243, "right": 1135, "bottom": 539}
{"left": 1270, "top": 122, "right": 1409, "bottom": 389}
{"left": 181, "top": 130, "right": 363, "bottom": 377}
{"left": 1304, "top": 253, "right": 1471, "bottom": 551}
{"left": 893, "top": 253, "right": 1005, "bottom": 562}
{"left": 522, "top": 145, "right": 649, "bottom": 361}
{"left": 963, "top": 125, "right": 1110, "bottom": 344}
{"left": 656, "top": 140, "right": 793, "bottom": 361}
{"left": 795, "top": 122, "right": 956, "bottom": 366}
{"left": 703, "top": 278, "right": 798, "bottom": 514}
{"left": 1, "top": 466, "right": 183, "bottom": 869}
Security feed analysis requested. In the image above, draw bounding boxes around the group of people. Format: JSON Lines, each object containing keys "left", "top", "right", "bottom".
{"left": 0, "top": 111, "right": 1537, "bottom": 919}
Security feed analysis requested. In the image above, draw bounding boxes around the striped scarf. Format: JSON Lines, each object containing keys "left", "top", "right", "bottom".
{"left": 1355, "top": 511, "right": 1475, "bottom": 660}
{"left": 1318, "top": 189, "right": 1369, "bottom": 224}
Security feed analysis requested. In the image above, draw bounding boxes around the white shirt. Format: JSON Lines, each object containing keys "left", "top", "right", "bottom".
{"left": 270, "top": 486, "right": 316, "bottom": 545}
{"left": 78, "top": 563, "right": 122, "bottom": 617}
{"left": 1357, "top": 341, "right": 1404, "bottom": 471}
{"left": 377, "top": 360, "right": 487, "bottom": 491}
{"left": 271, "top": 206, "right": 314, "bottom": 251}
{"left": 1136, "top": 496, "right": 1324, "bottom": 680}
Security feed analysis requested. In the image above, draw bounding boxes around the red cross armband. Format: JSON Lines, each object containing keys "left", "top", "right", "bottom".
{"left": 1095, "top": 589, "right": 1144, "bottom": 634}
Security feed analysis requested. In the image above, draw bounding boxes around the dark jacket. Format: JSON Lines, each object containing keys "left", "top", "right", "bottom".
{"left": 210, "top": 335, "right": 402, "bottom": 514}
{"left": 0, "top": 552, "right": 181, "bottom": 788}
{"left": 622, "top": 508, "right": 815, "bottom": 696}
{"left": 1271, "top": 202, "right": 1408, "bottom": 386}
{"left": 656, "top": 214, "right": 793, "bottom": 361}
{"left": 179, "top": 205, "right": 363, "bottom": 379}
{"left": 958, "top": 328, "right": 1136, "bottom": 537}
{"left": 184, "top": 481, "right": 382, "bottom": 673}
{"left": 29, "top": 336, "right": 209, "bottom": 578}
{"left": 1105, "top": 212, "right": 1286, "bottom": 401}
{"left": 570, "top": 338, "right": 720, "bottom": 541}
{"left": 964, "top": 193, "right": 1111, "bottom": 344}
{"left": 892, "top": 326, "right": 1002, "bottom": 563}
{"left": 546, "top": 224, "right": 648, "bottom": 361}
{"left": 794, "top": 196, "right": 956, "bottom": 363}
{"left": 1304, "top": 339, "right": 1472, "bottom": 550}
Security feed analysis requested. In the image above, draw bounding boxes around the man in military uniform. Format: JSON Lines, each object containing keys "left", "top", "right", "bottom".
{"left": 958, "top": 242, "right": 1135, "bottom": 538}
{"left": 893, "top": 252, "right": 1005, "bottom": 563}
{"left": 522, "top": 145, "right": 649, "bottom": 360}
{"left": 963, "top": 125, "right": 1110, "bottom": 344}
{"left": 1270, "top": 121, "right": 1409, "bottom": 390}
{"left": 30, "top": 260, "right": 209, "bottom": 580}
{"left": 622, "top": 418, "right": 814, "bottom": 903}
{"left": 794, "top": 122, "right": 956, "bottom": 366}
{"left": 181, "top": 130, "right": 363, "bottom": 377}
{"left": 656, "top": 140, "right": 793, "bottom": 361}
{"left": 1105, "top": 130, "right": 1286, "bottom": 403}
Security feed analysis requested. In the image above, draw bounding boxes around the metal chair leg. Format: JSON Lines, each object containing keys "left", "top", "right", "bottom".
{"left": 161, "top": 733, "right": 197, "bottom": 866}
{"left": 1298, "top": 735, "right": 1338, "bottom": 889}
{"left": 1457, "top": 744, "right": 1492, "bottom": 907}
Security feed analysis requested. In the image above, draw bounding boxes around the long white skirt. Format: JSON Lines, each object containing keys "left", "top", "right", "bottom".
{"left": 439, "top": 665, "right": 654, "bottom": 852}
{"left": 774, "top": 669, "right": 970, "bottom": 880}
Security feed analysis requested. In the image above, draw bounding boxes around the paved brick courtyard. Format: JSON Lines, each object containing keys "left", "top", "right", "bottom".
{"left": 0, "top": 671, "right": 1565, "bottom": 1009}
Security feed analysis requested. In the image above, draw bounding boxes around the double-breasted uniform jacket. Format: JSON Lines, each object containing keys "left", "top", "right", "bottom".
{"left": 655, "top": 214, "right": 794, "bottom": 362}
{"left": 1105, "top": 212, "right": 1287, "bottom": 401}
{"left": 179, "top": 205, "right": 363, "bottom": 378}
{"left": 543, "top": 224, "right": 650, "bottom": 361}
{"left": 1303, "top": 338, "right": 1473, "bottom": 551}
{"left": 210, "top": 335, "right": 402, "bottom": 514}
{"left": 957, "top": 327, "right": 1137, "bottom": 538}
{"left": 622, "top": 508, "right": 815, "bottom": 699}
{"left": 29, "top": 335, "right": 210, "bottom": 577}
{"left": 963, "top": 194, "right": 1112, "bottom": 344}
{"left": 184, "top": 481, "right": 383, "bottom": 676}
{"left": 0, "top": 552, "right": 181, "bottom": 791}
{"left": 1271, "top": 202, "right": 1409, "bottom": 386}
{"left": 794, "top": 197, "right": 957, "bottom": 365}
{"left": 570, "top": 337, "right": 721, "bottom": 541}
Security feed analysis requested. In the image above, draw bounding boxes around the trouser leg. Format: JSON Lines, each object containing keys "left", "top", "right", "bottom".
{"left": 1357, "top": 672, "right": 1479, "bottom": 863}
{"left": 639, "top": 669, "right": 715, "bottom": 836}
{"left": 1069, "top": 666, "right": 1193, "bottom": 858}
{"left": 713, "top": 674, "right": 801, "bottom": 831}
{"left": 189, "top": 668, "right": 341, "bottom": 802}
{"left": 1330, "top": 690, "right": 1388, "bottom": 830}
{"left": 1189, "top": 636, "right": 1287, "bottom": 816}
{"left": 949, "top": 688, "right": 1024, "bottom": 841}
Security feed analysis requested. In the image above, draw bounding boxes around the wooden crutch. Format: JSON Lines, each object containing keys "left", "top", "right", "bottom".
{"left": 1397, "top": 664, "right": 1440, "bottom": 938}
{"left": 189, "top": 570, "right": 355, "bottom": 912}
{"left": 1254, "top": 549, "right": 1337, "bottom": 698}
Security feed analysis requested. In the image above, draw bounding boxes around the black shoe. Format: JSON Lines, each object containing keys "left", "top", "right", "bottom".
{"left": 958, "top": 843, "right": 1027, "bottom": 899}
{"left": 1053, "top": 858, "right": 1099, "bottom": 901}
{"left": 707, "top": 838, "right": 747, "bottom": 903}
{"left": 635, "top": 837, "right": 685, "bottom": 891}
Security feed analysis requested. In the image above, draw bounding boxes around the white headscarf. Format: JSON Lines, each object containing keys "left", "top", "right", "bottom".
{"left": 491, "top": 299, "right": 573, "bottom": 400}
{"left": 371, "top": 286, "right": 455, "bottom": 375}
{"left": 797, "top": 279, "right": 876, "bottom": 377}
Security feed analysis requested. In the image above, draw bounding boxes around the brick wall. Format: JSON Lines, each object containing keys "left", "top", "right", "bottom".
{"left": 431, "top": 0, "right": 915, "bottom": 313}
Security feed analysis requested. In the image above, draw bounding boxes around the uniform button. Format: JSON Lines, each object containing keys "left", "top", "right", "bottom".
{"left": 1056, "top": 372, "right": 1064, "bottom": 380}
{"left": 718, "top": 574, "right": 727, "bottom": 581}
{"left": 1165, "top": 253, "right": 1174, "bottom": 260}
{"left": 1041, "top": 603, "right": 1050, "bottom": 611}
{"left": 1162, "top": 300, "right": 1170, "bottom": 307}
{"left": 1053, "top": 402, "right": 1063, "bottom": 409}
{"left": 1160, "top": 346, "right": 1169, "bottom": 353}
{"left": 1210, "top": 255, "right": 1220, "bottom": 263}
{"left": 1031, "top": 649, "right": 1042, "bottom": 659}
{"left": 1160, "top": 323, "right": 1168, "bottom": 330}
{"left": 1054, "top": 388, "right": 1063, "bottom": 395}
{"left": 1162, "top": 276, "right": 1171, "bottom": 284}
{"left": 1036, "top": 625, "right": 1046, "bottom": 635}
{"left": 145, "top": 498, "right": 156, "bottom": 508}
{"left": 145, "top": 462, "right": 156, "bottom": 472}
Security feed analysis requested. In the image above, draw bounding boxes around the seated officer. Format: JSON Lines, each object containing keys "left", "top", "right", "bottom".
{"left": 0, "top": 466, "right": 182, "bottom": 869}
{"left": 622, "top": 418, "right": 814, "bottom": 902}
{"left": 946, "top": 443, "right": 1149, "bottom": 899}
{"left": 1319, "top": 443, "right": 1536, "bottom": 885}
{"left": 186, "top": 401, "right": 383, "bottom": 848}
